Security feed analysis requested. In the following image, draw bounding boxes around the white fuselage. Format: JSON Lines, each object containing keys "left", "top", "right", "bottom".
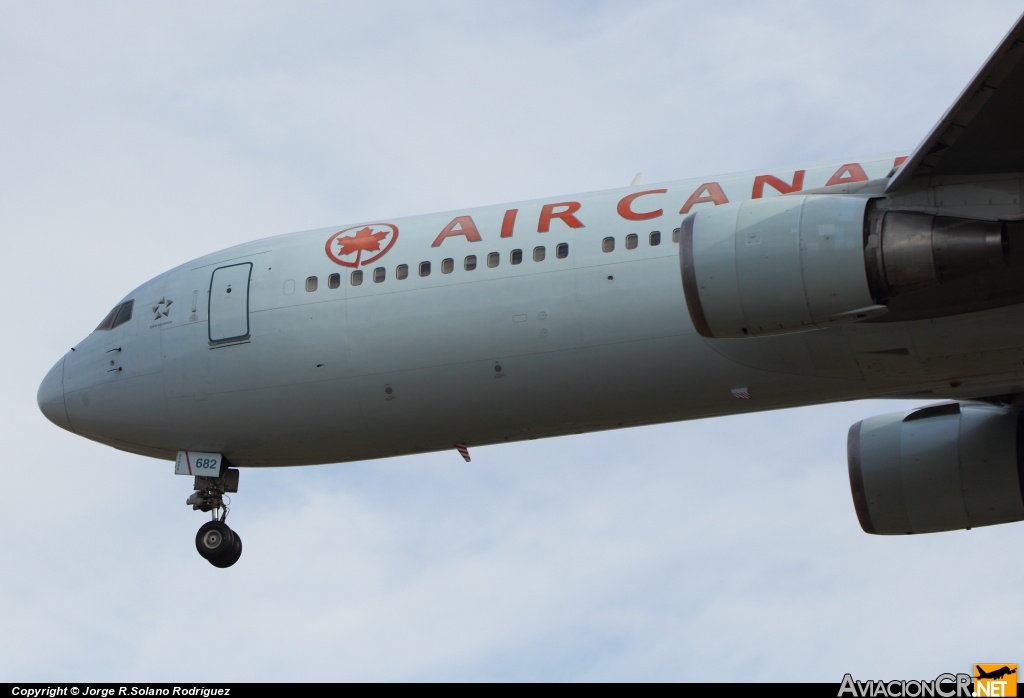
{"left": 39, "top": 154, "right": 1024, "bottom": 467}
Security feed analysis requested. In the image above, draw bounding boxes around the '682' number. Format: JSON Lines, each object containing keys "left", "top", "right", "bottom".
{"left": 194, "top": 457, "right": 219, "bottom": 471}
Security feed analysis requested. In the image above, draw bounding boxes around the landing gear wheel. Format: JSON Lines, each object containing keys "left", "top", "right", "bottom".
{"left": 196, "top": 520, "right": 236, "bottom": 562}
{"left": 209, "top": 531, "right": 242, "bottom": 568}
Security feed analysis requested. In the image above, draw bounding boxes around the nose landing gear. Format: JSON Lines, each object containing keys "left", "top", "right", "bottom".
{"left": 186, "top": 467, "right": 243, "bottom": 568}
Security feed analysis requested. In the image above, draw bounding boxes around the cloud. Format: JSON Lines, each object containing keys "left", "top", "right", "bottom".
{"left": 3, "top": 0, "right": 1022, "bottom": 682}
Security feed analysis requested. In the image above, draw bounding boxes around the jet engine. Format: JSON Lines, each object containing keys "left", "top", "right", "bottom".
{"left": 847, "top": 402, "right": 1024, "bottom": 535}
{"left": 679, "top": 195, "right": 1007, "bottom": 338}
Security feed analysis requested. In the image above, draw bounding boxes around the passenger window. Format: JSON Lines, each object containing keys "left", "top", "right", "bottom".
{"left": 419, "top": 261, "right": 431, "bottom": 277}
{"left": 396, "top": 264, "right": 409, "bottom": 280}
{"left": 602, "top": 237, "right": 615, "bottom": 253}
{"left": 373, "top": 267, "right": 385, "bottom": 283}
{"left": 112, "top": 300, "right": 134, "bottom": 329}
{"left": 351, "top": 270, "right": 363, "bottom": 286}
{"left": 649, "top": 231, "right": 661, "bottom": 246}
{"left": 511, "top": 249, "right": 523, "bottom": 265}
{"left": 487, "top": 252, "right": 500, "bottom": 268}
{"left": 625, "top": 234, "right": 638, "bottom": 250}
{"left": 442, "top": 258, "right": 454, "bottom": 274}
{"left": 305, "top": 276, "right": 318, "bottom": 292}
{"left": 464, "top": 255, "right": 477, "bottom": 271}
{"left": 328, "top": 273, "right": 340, "bottom": 289}
{"left": 533, "top": 246, "right": 545, "bottom": 262}
{"left": 672, "top": 227, "right": 680, "bottom": 243}
{"left": 556, "top": 243, "right": 569, "bottom": 259}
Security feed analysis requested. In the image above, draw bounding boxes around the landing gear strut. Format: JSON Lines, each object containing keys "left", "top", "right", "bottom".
{"left": 187, "top": 468, "right": 242, "bottom": 568}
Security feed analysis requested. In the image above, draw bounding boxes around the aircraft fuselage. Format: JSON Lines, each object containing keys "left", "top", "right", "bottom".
{"left": 39, "top": 153, "right": 1024, "bottom": 467}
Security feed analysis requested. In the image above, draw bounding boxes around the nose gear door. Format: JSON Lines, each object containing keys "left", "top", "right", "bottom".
{"left": 208, "top": 262, "right": 252, "bottom": 345}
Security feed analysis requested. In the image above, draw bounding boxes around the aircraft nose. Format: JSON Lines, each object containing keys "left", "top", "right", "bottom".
{"left": 38, "top": 356, "right": 72, "bottom": 432}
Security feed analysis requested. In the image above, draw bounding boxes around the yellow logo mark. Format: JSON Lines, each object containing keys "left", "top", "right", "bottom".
{"left": 974, "top": 664, "right": 1017, "bottom": 697}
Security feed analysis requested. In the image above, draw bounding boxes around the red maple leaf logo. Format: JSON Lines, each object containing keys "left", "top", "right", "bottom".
{"left": 335, "top": 227, "right": 389, "bottom": 257}
{"left": 325, "top": 223, "right": 399, "bottom": 267}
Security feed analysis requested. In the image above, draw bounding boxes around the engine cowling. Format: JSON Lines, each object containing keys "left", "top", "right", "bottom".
{"left": 679, "top": 195, "right": 1008, "bottom": 339}
{"left": 681, "top": 195, "right": 877, "bottom": 338}
{"left": 847, "top": 402, "right": 1024, "bottom": 535}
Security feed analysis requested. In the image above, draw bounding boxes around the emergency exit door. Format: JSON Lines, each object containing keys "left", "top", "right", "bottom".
{"left": 208, "top": 263, "right": 252, "bottom": 344}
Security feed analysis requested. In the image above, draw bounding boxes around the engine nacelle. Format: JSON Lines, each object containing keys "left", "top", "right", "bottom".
{"left": 680, "top": 195, "right": 1008, "bottom": 339}
{"left": 847, "top": 402, "right": 1024, "bottom": 535}
{"left": 681, "top": 195, "right": 877, "bottom": 338}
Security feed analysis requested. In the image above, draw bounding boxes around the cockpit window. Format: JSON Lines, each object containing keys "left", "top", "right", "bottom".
{"left": 113, "top": 300, "right": 134, "bottom": 328}
{"left": 96, "top": 300, "right": 134, "bottom": 331}
{"left": 95, "top": 306, "right": 120, "bottom": 331}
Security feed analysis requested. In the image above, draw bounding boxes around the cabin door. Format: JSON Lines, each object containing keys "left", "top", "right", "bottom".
{"left": 208, "top": 262, "right": 252, "bottom": 344}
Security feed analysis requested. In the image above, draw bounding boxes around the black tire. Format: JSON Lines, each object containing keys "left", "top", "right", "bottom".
{"left": 195, "top": 521, "right": 236, "bottom": 561}
{"left": 209, "top": 531, "right": 242, "bottom": 568}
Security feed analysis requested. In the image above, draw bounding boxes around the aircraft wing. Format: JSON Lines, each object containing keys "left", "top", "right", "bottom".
{"left": 887, "top": 13, "right": 1024, "bottom": 193}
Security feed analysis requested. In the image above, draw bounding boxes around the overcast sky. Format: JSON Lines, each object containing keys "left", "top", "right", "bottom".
{"left": 3, "top": 0, "right": 1022, "bottom": 682}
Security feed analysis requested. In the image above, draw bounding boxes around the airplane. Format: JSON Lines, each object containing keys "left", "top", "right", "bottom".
{"left": 975, "top": 666, "right": 1016, "bottom": 681}
{"left": 37, "top": 14, "right": 1024, "bottom": 568}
